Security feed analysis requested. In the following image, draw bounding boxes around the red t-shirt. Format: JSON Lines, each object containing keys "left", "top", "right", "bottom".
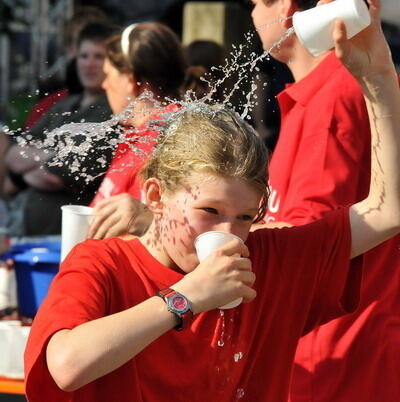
{"left": 91, "top": 104, "right": 179, "bottom": 206}
{"left": 267, "top": 52, "right": 400, "bottom": 402}
{"left": 25, "top": 208, "right": 362, "bottom": 402}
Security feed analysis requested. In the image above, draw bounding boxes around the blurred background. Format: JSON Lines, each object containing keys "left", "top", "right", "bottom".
{"left": 0, "top": 0, "right": 399, "bottom": 135}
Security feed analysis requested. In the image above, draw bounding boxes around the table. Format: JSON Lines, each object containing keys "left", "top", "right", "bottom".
{"left": 0, "top": 377, "right": 24, "bottom": 395}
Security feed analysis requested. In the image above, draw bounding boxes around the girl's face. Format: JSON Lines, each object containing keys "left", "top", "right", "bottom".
{"left": 149, "top": 172, "right": 262, "bottom": 273}
{"left": 102, "top": 58, "right": 134, "bottom": 114}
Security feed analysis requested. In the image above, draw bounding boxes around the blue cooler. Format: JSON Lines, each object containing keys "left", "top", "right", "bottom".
{"left": 13, "top": 244, "right": 60, "bottom": 317}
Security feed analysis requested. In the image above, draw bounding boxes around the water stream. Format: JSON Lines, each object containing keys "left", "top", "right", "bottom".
{"left": 7, "top": 23, "right": 295, "bottom": 187}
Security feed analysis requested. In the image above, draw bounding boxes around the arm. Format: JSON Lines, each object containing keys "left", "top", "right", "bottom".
{"left": 333, "top": 1, "right": 400, "bottom": 256}
{"left": 5, "top": 145, "right": 52, "bottom": 174}
{"left": 47, "top": 296, "right": 178, "bottom": 391}
{"left": 23, "top": 167, "right": 64, "bottom": 191}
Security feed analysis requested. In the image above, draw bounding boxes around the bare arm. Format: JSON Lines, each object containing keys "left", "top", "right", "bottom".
{"left": 23, "top": 167, "right": 64, "bottom": 191}
{"left": 46, "top": 296, "right": 178, "bottom": 391}
{"left": 331, "top": 1, "right": 400, "bottom": 256}
{"left": 5, "top": 145, "right": 53, "bottom": 174}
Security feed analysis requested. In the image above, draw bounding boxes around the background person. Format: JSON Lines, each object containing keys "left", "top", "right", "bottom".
{"left": 4, "top": 21, "right": 117, "bottom": 237}
{"left": 250, "top": 0, "right": 400, "bottom": 401}
{"left": 23, "top": 6, "right": 110, "bottom": 131}
{"left": 88, "top": 22, "right": 187, "bottom": 239}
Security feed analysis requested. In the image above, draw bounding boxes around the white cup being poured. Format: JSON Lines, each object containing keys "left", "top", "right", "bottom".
{"left": 194, "top": 231, "right": 244, "bottom": 309}
{"left": 292, "top": 0, "right": 371, "bottom": 57}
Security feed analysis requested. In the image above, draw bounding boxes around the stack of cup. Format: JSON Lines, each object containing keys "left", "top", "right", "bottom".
{"left": 194, "top": 231, "right": 244, "bottom": 309}
{"left": 292, "top": 0, "right": 371, "bottom": 57}
{"left": 61, "top": 205, "right": 94, "bottom": 261}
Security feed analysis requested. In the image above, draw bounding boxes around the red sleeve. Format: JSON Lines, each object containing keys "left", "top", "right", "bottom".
{"left": 279, "top": 93, "right": 370, "bottom": 225}
{"left": 298, "top": 208, "right": 364, "bottom": 333}
{"left": 24, "top": 240, "right": 112, "bottom": 402}
{"left": 250, "top": 207, "right": 363, "bottom": 334}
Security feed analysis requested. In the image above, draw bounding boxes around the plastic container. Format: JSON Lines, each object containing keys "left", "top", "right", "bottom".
{"left": 292, "top": 0, "right": 371, "bottom": 57}
{"left": 13, "top": 246, "right": 60, "bottom": 317}
{"left": 194, "top": 231, "right": 243, "bottom": 309}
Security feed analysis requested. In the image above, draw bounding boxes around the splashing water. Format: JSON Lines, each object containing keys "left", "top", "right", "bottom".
{"left": 217, "top": 309, "right": 226, "bottom": 347}
{"left": 9, "top": 25, "right": 295, "bottom": 186}
{"left": 233, "top": 352, "right": 243, "bottom": 363}
{"left": 255, "top": 16, "right": 293, "bottom": 32}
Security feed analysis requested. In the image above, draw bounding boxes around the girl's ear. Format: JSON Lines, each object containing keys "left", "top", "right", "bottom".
{"left": 142, "top": 178, "right": 164, "bottom": 214}
{"left": 281, "top": 0, "right": 299, "bottom": 28}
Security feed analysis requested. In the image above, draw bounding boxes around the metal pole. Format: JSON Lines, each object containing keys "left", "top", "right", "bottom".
{"left": 0, "top": 34, "right": 10, "bottom": 110}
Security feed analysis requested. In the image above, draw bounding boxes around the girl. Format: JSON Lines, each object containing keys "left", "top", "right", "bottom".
{"left": 89, "top": 22, "right": 186, "bottom": 239}
{"left": 25, "top": 2, "right": 400, "bottom": 401}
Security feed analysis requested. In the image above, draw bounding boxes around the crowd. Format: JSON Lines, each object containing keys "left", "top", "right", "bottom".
{"left": 0, "top": 0, "right": 399, "bottom": 401}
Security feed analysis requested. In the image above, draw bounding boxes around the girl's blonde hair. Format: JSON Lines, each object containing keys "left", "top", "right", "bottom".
{"left": 141, "top": 105, "right": 269, "bottom": 222}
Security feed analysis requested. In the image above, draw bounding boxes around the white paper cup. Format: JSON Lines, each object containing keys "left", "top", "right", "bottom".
{"left": 292, "top": 0, "right": 371, "bottom": 57}
{"left": 0, "top": 321, "right": 30, "bottom": 378}
{"left": 194, "top": 231, "right": 243, "bottom": 309}
{"left": 61, "top": 205, "right": 94, "bottom": 261}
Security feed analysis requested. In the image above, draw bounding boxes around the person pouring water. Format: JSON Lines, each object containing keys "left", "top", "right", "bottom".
{"left": 251, "top": 0, "right": 400, "bottom": 400}
{"left": 24, "top": 2, "right": 400, "bottom": 401}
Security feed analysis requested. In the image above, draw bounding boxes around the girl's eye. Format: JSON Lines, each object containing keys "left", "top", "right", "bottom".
{"left": 238, "top": 215, "right": 253, "bottom": 222}
{"left": 202, "top": 208, "right": 218, "bottom": 215}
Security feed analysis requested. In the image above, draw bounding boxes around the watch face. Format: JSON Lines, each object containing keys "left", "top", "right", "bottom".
{"left": 169, "top": 294, "right": 189, "bottom": 312}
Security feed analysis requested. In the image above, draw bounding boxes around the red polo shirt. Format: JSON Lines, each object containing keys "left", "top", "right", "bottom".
{"left": 267, "top": 52, "right": 400, "bottom": 401}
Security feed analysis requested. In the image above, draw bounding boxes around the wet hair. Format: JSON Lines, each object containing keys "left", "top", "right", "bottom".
{"left": 105, "top": 22, "right": 186, "bottom": 99}
{"left": 141, "top": 105, "right": 269, "bottom": 222}
{"left": 263, "top": 0, "right": 317, "bottom": 10}
{"left": 76, "top": 22, "right": 120, "bottom": 48}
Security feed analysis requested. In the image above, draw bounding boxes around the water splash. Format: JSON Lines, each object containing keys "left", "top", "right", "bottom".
{"left": 233, "top": 352, "right": 243, "bottom": 362}
{"left": 217, "top": 309, "right": 225, "bottom": 347}
{"left": 255, "top": 16, "right": 293, "bottom": 31}
{"left": 8, "top": 26, "right": 296, "bottom": 186}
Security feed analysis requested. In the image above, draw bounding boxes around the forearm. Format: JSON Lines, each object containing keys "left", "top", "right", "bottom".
{"left": 351, "top": 71, "right": 400, "bottom": 254}
{"left": 23, "top": 168, "right": 64, "bottom": 191}
{"left": 6, "top": 145, "right": 52, "bottom": 174}
{"left": 47, "top": 296, "right": 178, "bottom": 391}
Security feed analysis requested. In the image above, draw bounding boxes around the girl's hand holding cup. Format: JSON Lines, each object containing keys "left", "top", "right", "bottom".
{"left": 172, "top": 237, "right": 256, "bottom": 314}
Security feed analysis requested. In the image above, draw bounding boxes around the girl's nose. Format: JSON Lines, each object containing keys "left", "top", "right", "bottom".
{"left": 213, "top": 221, "right": 234, "bottom": 234}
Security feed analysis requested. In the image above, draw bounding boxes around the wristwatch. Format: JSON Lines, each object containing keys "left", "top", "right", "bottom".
{"left": 156, "top": 288, "right": 193, "bottom": 331}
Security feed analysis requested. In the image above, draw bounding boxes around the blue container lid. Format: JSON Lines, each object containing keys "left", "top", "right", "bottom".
{"left": 11, "top": 241, "right": 61, "bottom": 254}
{"left": 14, "top": 248, "right": 60, "bottom": 265}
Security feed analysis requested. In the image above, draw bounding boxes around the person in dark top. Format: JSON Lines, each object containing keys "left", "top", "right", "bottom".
{"left": 4, "top": 22, "right": 118, "bottom": 236}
